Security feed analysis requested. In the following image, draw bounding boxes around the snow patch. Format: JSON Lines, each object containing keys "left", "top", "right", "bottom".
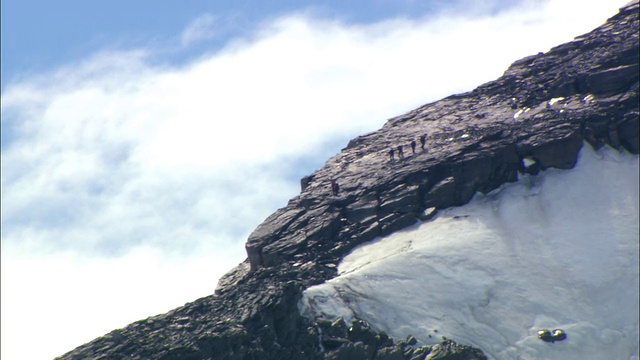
{"left": 515, "top": 107, "right": 532, "bottom": 119}
{"left": 514, "top": 109, "right": 524, "bottom": 119}
{"left": 300, "top": 144, "right": 639, "bottom": 360}
{"left": 522, "top": 157, "right": 536, "bottom": 168}
{"left": 548, "top": 97, "right": 565, "bottom": 106}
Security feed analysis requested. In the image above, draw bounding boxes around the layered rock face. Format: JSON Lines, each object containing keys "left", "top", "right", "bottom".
{"left": 58, "top": 2, "right": 639, "bottom": 359}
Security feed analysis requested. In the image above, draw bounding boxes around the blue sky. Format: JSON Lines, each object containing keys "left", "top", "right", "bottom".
{"left": 2, "top": 0, "right": 515, "bottom": 89}
{"left": 0, "top": 1, "right": 627, "bottom": 359}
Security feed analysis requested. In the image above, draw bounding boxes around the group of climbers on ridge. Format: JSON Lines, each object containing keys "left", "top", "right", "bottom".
{"left": 330, "top": 134, "right": 428, "bottom": 196}
{"left": 389, "top": 134, "right": 427, "bottom": 161}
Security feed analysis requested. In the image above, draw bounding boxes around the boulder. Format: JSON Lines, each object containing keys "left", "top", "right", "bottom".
{"left": 375, "top": 345, "right": 406, "bottom": 360}
{"left": 426, "top": 340, "right": 487, "bottom": 360}
{"left": 418, "top": 207, "right": 438, "bottom": 221}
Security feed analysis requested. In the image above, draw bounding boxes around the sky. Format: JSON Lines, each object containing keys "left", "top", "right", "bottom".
{"left": 0, "top": 1, "right": 630, "bottom": 359}
{"left": 301, "top": 145, "right": 639, "bottom": 360}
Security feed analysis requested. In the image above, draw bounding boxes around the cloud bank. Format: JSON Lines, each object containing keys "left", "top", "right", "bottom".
{"left": 0, "top": 1, "right": 626, "bottom": 359}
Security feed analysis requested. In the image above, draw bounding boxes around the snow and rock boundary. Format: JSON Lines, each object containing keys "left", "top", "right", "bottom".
{"left": 300, "top": 144, "right": 639, "bottom": 359}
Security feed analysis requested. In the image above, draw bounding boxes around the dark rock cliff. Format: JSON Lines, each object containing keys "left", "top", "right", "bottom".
{"left": 58, "top": 2, "right": 639, "bottom": 359}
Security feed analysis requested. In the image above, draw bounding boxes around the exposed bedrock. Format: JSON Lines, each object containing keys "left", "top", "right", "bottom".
{"left": 58, "top": 2, "right": 639, "bottom": 359}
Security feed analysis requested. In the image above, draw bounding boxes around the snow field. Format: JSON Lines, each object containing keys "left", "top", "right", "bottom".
{"left": 299, "top": 144, "right": 639, "bottom": 360}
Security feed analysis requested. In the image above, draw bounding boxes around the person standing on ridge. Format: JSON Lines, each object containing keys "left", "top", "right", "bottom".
{"left": 389, "top": 148, "right": 395, "bottom": 161}
{"left": 410, "top": 140, "right": 417, "bottom": 154}
{"left": 420, "top": 134, "right": 427, "bottom": 150}
{"left": 397, "top": 145, "right": 404, "bottom": 158}
{"left": 331, "top": 180, "right": 340, "bottom": 195}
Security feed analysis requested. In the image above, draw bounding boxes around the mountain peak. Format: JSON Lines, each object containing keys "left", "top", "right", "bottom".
{"left": 58, "top": 2, "right": 638, "bottom": 359}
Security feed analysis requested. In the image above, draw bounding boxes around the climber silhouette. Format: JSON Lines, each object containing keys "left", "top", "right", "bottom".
{"left": 330, "top": 180, "right": 340, "bottom": 195}
{"left": 420, "top": 134, "right": 426, "bottom": 149}
{"left": 389, "top": 148, "right": 395, "bottom": 161}
{"left": 397, "top": 145, "right": 404, "bottom": 158}
{"left": 509, "top": 97, "right": 518, "bottom": 109}
{"left": 410, "top": 140, "right": 417, "bottom": 154}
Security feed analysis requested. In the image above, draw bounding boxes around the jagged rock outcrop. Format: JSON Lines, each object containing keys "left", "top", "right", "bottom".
{"left": 58, "top": 2, "right": 639, "bottom": 359}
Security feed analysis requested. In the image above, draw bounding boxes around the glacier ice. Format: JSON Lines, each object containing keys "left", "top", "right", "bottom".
{"left": 299, "top": 144, "right": 639, "bottom": 360}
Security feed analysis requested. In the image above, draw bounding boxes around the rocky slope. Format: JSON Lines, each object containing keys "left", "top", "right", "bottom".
{"left": 58, "top": 1, "right": 639, "bottom": 359}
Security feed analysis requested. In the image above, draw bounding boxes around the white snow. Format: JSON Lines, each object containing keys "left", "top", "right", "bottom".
{"left": 299, "top": 144, "right": 639, "bottom": 360}
{"left": 548, "top": 97, "right": 565, "bottom": 107}
{"left": 522, "top": 157, "right": 536, "bottom": 168}
{"left": 513, "top": 109, "right": 524, "bottom": 119}
{"left": 514, "top": 107, "right": 532, "bottom": 120}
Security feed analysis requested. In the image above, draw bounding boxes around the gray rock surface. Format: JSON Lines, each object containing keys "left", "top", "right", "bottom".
{"left": 57, "top": 2, "right": 639, "bottom": 359}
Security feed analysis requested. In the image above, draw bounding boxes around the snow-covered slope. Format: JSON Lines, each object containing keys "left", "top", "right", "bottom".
{"left": 300, "top": 144, "right": 639, "bottom": 360}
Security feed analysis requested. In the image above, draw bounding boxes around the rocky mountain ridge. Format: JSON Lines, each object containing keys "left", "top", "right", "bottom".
{"left": 58, "top": 1, "right": 639, "bottom": 359}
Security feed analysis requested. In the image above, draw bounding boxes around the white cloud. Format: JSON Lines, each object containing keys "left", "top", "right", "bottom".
{"left": 181, "top": 13, "right": 219, "bottom": 47}
{"left": 0, "top": 1, "right": 627, "bottom": 359}
{"left": 1, "top": 247, "right": 244, "bottom": 360}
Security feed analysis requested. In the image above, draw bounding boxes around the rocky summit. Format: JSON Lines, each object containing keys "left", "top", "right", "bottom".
{"left": 58, "top": 2, "right": 639, "bottom": 359}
